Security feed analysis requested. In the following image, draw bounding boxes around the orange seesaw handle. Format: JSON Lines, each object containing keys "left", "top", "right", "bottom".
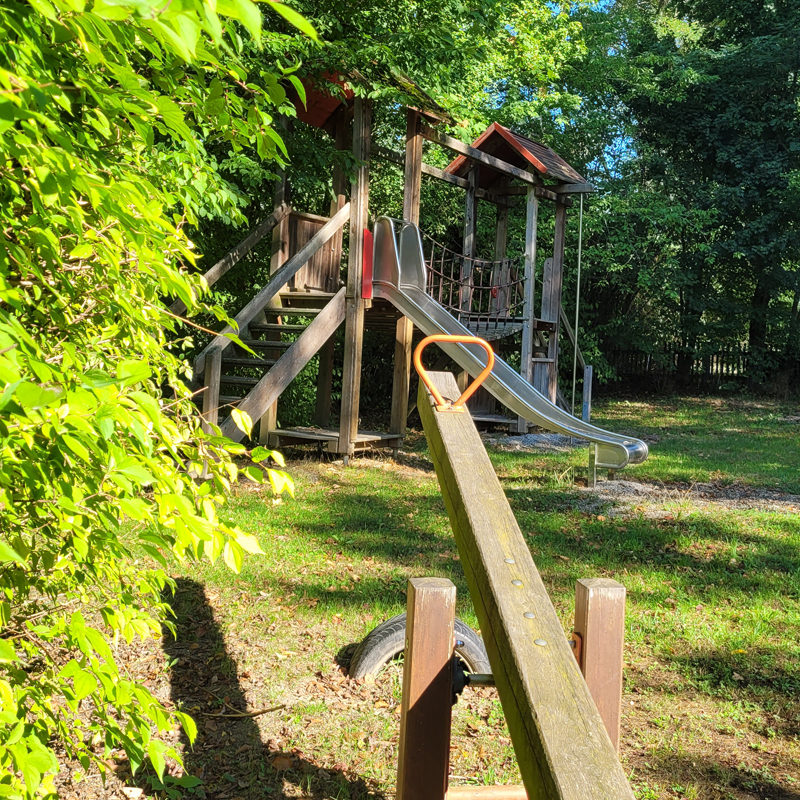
{"left": 413, "top": 335, "right": 495, "bottom": 412}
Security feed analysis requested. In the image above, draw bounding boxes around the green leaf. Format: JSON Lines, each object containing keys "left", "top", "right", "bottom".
{"left": 73, "top": 669, "right": 97, "bottom": 702}
{"left": 116, "top": 360, "right": 152, "bottom": 387}
{"left": 0, "top": 640, "right": 19, "bottom": 663}
{"left": 266, "top": 1, "right": 317, "bottom": 38}
{"left": 62, "top": 434, "right": 91, "bottom": 463}
{"left": 0, "top": 541, "right": 26, "bottom": 565}
{"left": 148, "top": 739, "right": 167, "bottom": 781}
{"left": 176, "top": 711, "right": 198, "bottom": 744}
{"left": 222, "top": 540, "right": 243, "bottom": 573}
{"left": 230, "top": 408, "right": 253, "bottom": 436}
{"left": 233, "top": 530, "right": 264, "bottom": 554}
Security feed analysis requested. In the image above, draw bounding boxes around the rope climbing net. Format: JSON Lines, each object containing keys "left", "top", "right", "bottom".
{"left": 422, "top": 233, "right": 525, "bottom": 338}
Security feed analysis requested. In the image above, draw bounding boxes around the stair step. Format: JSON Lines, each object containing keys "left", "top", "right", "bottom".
{"left": 248, "top": 323, "right": 307, "bottom": 334}
{"left": 222, "top": 356, "right": 277, "bottom": 368}
{"left": 531, "top": 357, "right": 555, "bottom": 363}
{"left": 218, "top": 395, "right": 244, "bottom": 405}
{"left": 240, "top": 339, "right": 293, "bottom": 350}
{"left": 219, "top": 375, "right": 262, "bottom": 387}
{"left": 264, "top": 307, "right": 321, "bottom": 317}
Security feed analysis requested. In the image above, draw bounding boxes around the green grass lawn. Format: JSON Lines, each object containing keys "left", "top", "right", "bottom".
{"left": 131, "top": 395, "right": 800, "bottom": 800}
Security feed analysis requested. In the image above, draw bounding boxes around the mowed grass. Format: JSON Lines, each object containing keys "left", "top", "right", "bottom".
{"left": 155, "top": 396, "right": 800, "bottom": 800}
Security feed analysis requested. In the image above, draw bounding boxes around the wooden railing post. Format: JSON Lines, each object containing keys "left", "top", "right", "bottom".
{"left": 201, "top": 349, "right": 221, "bottom": 434}
{"left": 573, "top": 578, "right": 626, "bottom": 752}
{"left": 396, "top": 577, "right": 456, "bottom": 800}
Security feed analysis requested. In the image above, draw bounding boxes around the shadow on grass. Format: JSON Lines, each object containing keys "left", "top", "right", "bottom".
{"left": 162, "top": 578, "right": 385, "bottom": 799}
{"left": 630, "top": 748, "right": 800, "bottom": 800}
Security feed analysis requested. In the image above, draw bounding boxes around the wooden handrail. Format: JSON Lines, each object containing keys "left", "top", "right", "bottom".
{"left": 194, "top": 202, "right": 350, "bottom": 377}
{"left": 170, "top": 202, "right": 291, "bottom": 316}
{"left": 418, "top": 371, "right": 635, "bottom": 800}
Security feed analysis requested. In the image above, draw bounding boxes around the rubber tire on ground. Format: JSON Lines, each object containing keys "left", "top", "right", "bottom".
{"left": 348, "top": 612, "right": 491, "bottom": 680}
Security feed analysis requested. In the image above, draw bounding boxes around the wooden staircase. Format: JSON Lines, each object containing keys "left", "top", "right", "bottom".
{"left": 214, "top": 291, "right": 333, "bottom": 415}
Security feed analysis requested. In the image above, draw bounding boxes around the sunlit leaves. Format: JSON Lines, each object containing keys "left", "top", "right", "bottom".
{"left": 0, "top": 0, "right": 309, "bottom": 792}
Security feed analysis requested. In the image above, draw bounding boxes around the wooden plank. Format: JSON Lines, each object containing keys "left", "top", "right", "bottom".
{"left": 396, "top": 577, "right": 456, "bottom": 800}
{"left": 170, "top": 202, "right": 291, "bottom": 316}
{"left": 420, "top": 123, "right": 539, "bottom": 186}
{"left": 194, "top": 202, "right": 351, "bottom": 376}
{"left": 338, "top": 98, "right": 371, "bottom": 455}
{"left": 573, "top": 579, "right": 626, "bottom": 753}
{"left": 219, "top": 289, "right": 347, "bottom": 442}
{"left": 447, "top": 788, "right": 527, "bottom": 800}
{"left": 418, "top": 371, "right": 634, "bottom": 800}
{"left": 493, "top": 183, "right": 596, "bottom": 196}
{"left": 290, "top": 210, "right": 331, "bottom": 225}
{"left": 534, "top": 187, "right": 572, "bottom": 207}
{"left": 201, "top": 349, "right": 221, "bottom": 433}
{"left": 518, "top": 187, "right": 538, "bottom": 432}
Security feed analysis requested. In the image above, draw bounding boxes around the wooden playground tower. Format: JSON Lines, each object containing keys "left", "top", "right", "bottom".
{"left": 193, "top": 78, "right": 593, "bottom": 459}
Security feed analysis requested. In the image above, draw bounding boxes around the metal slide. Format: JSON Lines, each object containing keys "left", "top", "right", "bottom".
{"left": 372, "top": 217, "right": 648, "bottom": 471}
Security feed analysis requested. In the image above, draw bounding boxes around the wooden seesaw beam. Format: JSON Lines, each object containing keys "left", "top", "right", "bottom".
{"left": 417, "top": 371, "right": 634, "bottom": 800}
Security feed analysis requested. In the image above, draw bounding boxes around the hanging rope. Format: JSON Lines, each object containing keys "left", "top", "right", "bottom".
{"left": 570, "top": 194, "right": 585, "bottom": 416}
{"left": 421, "top": 232, "right": 525, "bottom": 337}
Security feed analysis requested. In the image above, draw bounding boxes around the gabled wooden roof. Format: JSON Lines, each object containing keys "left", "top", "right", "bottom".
{"left": 446, "top": 122, "right": 585, "bottom": 189}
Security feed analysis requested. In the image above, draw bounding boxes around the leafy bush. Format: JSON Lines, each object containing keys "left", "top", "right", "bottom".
{"left": 0, "top": 0, "right": 311, "bottom": 794}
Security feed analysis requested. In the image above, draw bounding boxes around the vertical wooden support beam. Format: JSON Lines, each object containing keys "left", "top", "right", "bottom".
{"left": 396, "top": 577, "right": 456, "bottom": 800}
{"left": 535, "top": 202, "right": 567, "bottom": 404}
{"left": 259, "top": 126, "right": 291, "bottom": 445}
{"left": 390, "top": 109, "right": 422, "bottom": 439}
{"left": 492, "top": 202, "right": 510, "bottom": 313}
{"left": 201, "top": 349, "right": 221, "bottom": 434}
{"left": 517, "top": 187, "right": 538, "bottom": 432}
{"left": 582, "top": 364, "right": 593, "bottom": 423}
{"left": 316, "top": 108, "right": 349, "bottom": 428}
{"left": 460, "top": 166, "right": 479, "bottom": 313}
{"left": 338, "top": 98, "right": 371, "bottom": 456}
{"left": 573, "top": 578, "right": 626, "bottom": 752}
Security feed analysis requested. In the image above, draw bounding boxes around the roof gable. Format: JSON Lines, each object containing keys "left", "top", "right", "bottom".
{"left": 446, "top": 122, "right": 585, "bottom": 188}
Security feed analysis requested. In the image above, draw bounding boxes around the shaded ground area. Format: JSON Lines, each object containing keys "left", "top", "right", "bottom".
{"left": 52, "top": 397, "right": 800, "bottom": 799}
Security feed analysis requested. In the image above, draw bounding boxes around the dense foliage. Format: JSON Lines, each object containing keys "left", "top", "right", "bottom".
{"left": 0, "top": 0, "right": 306, "bottom": 794}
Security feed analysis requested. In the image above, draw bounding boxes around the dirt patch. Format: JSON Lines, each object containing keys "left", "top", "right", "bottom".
{"left": 580, "top": 479, "right": 800, "bottom": 517}
{"left": 484, "top": 432, "right": 589, "bottom": 453}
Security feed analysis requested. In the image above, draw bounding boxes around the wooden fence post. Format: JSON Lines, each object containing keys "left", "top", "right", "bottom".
{"left": 396, "top": 577, "right": 456, "bottom": 800}
{"left": 573, "top": 578, "right": 626, "bottom": 752}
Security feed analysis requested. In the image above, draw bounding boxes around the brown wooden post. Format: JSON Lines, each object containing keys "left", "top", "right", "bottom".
{"left": 517, "top": 185, "right": 538, "bottom": 431}
{"left": 534, "top": 201, "right": 566, "bottom": 404}
{"left": 460, "top": 165, "right": 479, "bottom": 313}
{"left": 338, "top": 98, "right": 371, "bottom": 458}
{"left": 396, "top": 577, "right": 456, "bottom": 800}
{"left": 201, "top": 348, "right": 221, "bottom": 434}
{"left": 390, "top": 108, "right": 422, "bottom": 440}
{"left": 259, "top": 123, "right": 291, "bottom": 445}
{"left": 491, "top": 197, "right": 509, "bottom": 313}
{"left": 573, "top": 578, "right": 626, "bottom": 752}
